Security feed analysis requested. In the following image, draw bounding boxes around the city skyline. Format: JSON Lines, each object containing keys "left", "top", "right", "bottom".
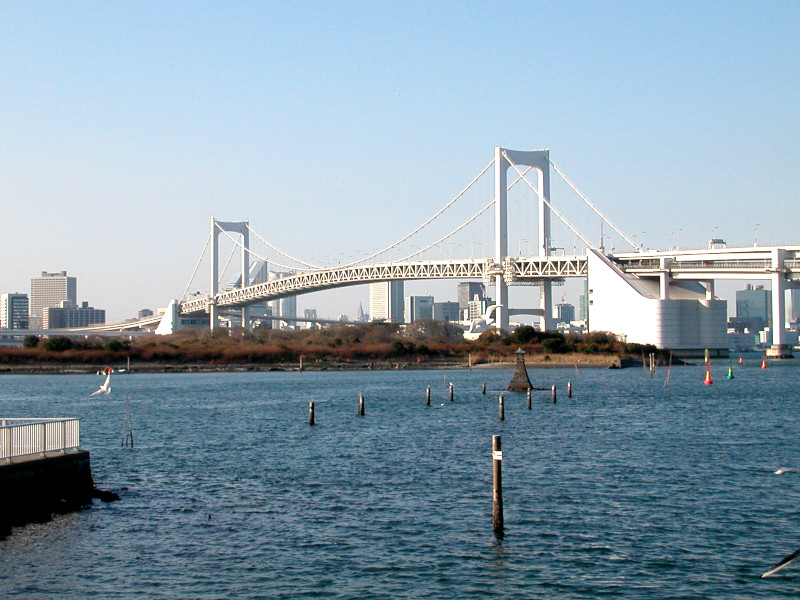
{"left": 1, "top": 3, "right": 798, "bottom": 322}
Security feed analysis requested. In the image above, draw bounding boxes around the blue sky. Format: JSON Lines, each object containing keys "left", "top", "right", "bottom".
{"left": 2, "top": 1, "right": 799, "bottom": 322}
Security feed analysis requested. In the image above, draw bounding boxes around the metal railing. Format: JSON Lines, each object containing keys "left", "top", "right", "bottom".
{"left": 0, "top": 418, "right": 80, "bottom": 462}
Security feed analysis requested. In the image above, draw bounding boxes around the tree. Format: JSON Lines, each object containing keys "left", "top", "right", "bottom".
{"left": 41, "top": 336, "right": 73, "bottom": 352}
{"left": 23, "top": 335, "right": 39, "bottom": 348}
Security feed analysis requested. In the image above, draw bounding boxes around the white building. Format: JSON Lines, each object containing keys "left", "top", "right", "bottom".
{"left": 587, "top": 250, "right": 727, "bottom": 357}
{"left": 370, "top": 281, "right": 404, "bottom": 323}
{"left": 268, "top": 271, "right": 297, "bottom": 330}
{"left": 30, "top": 271, "right": 76, "bottom": 330}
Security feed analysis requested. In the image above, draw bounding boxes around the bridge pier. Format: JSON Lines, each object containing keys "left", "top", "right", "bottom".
{"left": 767, "top": 248, "right": 793, "bottom": 358}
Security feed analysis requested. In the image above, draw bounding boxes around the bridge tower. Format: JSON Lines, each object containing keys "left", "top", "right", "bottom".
{"left": 494, "top": 147, "right": 552, "bottom": 332}
{"left": 210, "top": 218, "right": 250, "bottom": 330}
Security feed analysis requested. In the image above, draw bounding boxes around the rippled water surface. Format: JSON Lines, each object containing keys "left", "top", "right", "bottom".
{"left": 2, "top": 360, "right": 800, "bottom": 598}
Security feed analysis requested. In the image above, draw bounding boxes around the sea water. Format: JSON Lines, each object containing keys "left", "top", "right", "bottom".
{"left": 1, "top": 360, "right": 800, "bottom": 598}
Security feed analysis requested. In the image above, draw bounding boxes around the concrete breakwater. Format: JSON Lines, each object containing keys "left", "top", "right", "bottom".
{"left": 0, "top": 451, "right": 112, "bottom": 536}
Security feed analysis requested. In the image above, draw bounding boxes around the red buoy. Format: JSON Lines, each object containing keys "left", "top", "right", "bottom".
{"left": 761, "top": 358, "right": 767, "bottom": 369}
{"left": 704, "top": 365, "right": 713, "bottom": 385}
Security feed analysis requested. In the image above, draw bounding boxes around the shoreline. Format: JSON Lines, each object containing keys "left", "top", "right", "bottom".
{"left": 0, "top": 355, "right": 640, "bottom": 374}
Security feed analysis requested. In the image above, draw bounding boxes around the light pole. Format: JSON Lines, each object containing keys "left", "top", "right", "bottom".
{"left": 753, "top": 224, "right": 759, "bottom": 247}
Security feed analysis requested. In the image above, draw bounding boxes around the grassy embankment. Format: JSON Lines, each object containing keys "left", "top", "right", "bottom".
{"left": 0, "top": 321, "right": 671, "bottom": 373}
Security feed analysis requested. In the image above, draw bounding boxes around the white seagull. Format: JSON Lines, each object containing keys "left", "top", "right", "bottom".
{"left": 90, "top": 372, "right": 112, "bottom": 397}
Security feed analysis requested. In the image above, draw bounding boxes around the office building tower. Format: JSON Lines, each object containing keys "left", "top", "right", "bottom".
{"left": 457, "top": 282, "right": 485, "bottom": 311}
{"left": 369, "top": 281, "right": 404, "bottom": 322}
{"left": 268, "top": 271, "right": 297, "bottom": 330}
{"left": 0, "top": 293, "right": 29, "bottom": 329}
{"left": 555, "top": 303, "right": 575, "bottom": 324}
{"left": 30, "top": 271, "right": 77, "bottom": 329}
{"left": 787, "top": 289, "right": 800, "bottom": 323}
{"left": 404, "top": 295, "right": 434, "bottom": 323}
{"left": 433, "top": 301, "right": 460, "bottom": 322}
{"left": 43, "top": 301, "right": 105, "bottom": 329}
{"left": 736, "top": 284, "right": 770, "bottom": 332}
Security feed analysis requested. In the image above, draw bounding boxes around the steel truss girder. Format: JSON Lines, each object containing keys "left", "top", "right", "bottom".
{"left": 179, "top": 257, "right": 588, "bottom": 315}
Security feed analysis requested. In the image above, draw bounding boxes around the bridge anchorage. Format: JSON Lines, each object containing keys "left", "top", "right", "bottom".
{"left": 151, "top": 146, "right": 798, "bottom": 359}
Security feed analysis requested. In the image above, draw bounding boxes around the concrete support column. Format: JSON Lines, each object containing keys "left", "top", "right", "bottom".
{"left": 241, "top": 222, "right": 250, "bottom": 331}
{"left": 494, "top": 147, "right": 509, "bottom": 332}
{"left": 537, "top": 152, "right": 552, "bottom": 331}
{"left": 210, "top": 217, "right": 219, "bottom": 330}
{"left": 659, "top": 257, "right": 671, "bottom": 299}
{"left": 703, "top": 280, "right": 715, "bottom": 301}
{"left": 768, "top": 248, "right": 792, "bottom": 357}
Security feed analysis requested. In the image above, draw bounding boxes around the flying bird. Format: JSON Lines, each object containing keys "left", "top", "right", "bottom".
{"left": 90, "top": 372, "right": 112, "bottom": 397}
{"left": 762, "top": 547, "right": 800, "bottom": 577}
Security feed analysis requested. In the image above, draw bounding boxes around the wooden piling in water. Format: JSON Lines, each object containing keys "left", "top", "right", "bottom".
{"left": 358, "top": 393, "right": 365, "bottom": 416}
{"left": 426, "top": 386, "right": 431, "bottom": 406}
{"left": 551, "top": 385, "right": 557, "bottom": 404}
{"left": 567, "top": 381, "right": 572, "bottom": 398}
{"left": 492, "top": 435, "right": 504, "bottom": 534}
{"left": 499, "top": 395, "right": 505, "bottom": 421}
{"left": 308, "top": 402, "right": 315, "bottom": 426}
{"left": 449, "top": 382, "right": 454, "bottom": 402}
{"left": 526, "top": 388, "right": 531, "bottom": 410}
{"left": 482, "top": 382, "right": 486, "bottom": 395}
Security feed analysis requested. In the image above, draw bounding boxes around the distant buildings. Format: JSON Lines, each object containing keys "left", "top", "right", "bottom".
{"left": 369, "top": 281, "right": 404, "bottom": 323}
{"left": 404, "top": 295, "right": 434, "bottom": 323}
{"left": 433, "top": 301, "right": 460, "bottom": 322}
{"left": 268, "top": 271, "right": 297, "bottom": 330}
{"left": 457, "top": 282, "right": 485, "bottom": 313}
{"left": 555, "top": 302, "right": 575, "bottom": 324}
{"left": 0, "top": 293, "right": 28, "bottom": 329}
{"left": 43, "top": 301, "right": 105, "bottom": 329}
{"left": 30, "top": 271, "right": 76, "bottom": 329}
{"left": 735, "top": 284, "right": 770, "bottom": 332}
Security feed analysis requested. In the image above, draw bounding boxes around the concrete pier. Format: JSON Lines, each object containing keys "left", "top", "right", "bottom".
{"left": 0, "top": 451, "right": 95, "bottom": 535}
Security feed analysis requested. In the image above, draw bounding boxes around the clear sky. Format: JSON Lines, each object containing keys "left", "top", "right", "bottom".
{"left": 2, "top": 1, "right": 799, "bottom": 322}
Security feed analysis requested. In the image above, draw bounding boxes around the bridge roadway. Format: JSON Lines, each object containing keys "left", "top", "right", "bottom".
{"left": 178, "top": 245, "right": 800, "bottom": 316}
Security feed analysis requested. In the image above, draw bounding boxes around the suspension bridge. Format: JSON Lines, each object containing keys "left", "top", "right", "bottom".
{"left": 68, "top": 147, "right": 800, "bottom": 356}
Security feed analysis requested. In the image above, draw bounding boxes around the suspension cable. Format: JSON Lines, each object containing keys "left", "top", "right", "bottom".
{"left": 503, "top": 151, "right": 596, "bottom": 250}
{"left": 246, "top": 224, "right": 323, "bottom": 269}
{"left": 215, "top": 224, "right": 298, "bottom": 273}
{"left": 337, "top": 159, "right": 494, "bottom": 268}
{"left": 549, "top": 159, "right": 640, "bottom": 250}
{"left": 180, "top": 233, "right": 210, "bottom": 301}
{"left": 396, "top": 199, "right": 495, "bottom": 261}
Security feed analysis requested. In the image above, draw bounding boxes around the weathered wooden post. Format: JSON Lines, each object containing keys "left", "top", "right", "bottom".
{"left": 526, "top": 388, "right": 532, "bottom": 410}
{"left": 567, "top": 381, "right": 572, "bottom": 398}
{"left": 551, "top": 385, "right": 557, "bottom": 404}
{"left": 426, "top": 386, "right": 431, "bottom": 406}
{"left": 492, "top": 435, "right": 504, "bottom": 534}
{"left": 358, "top": 393, "right": 365, "bottom": 416}
{"left": 308, "top": 402, "right": 315, "bottom": 426}
{"left": 449, "top": 382, "right": 454, "bottom": 402}
{"left": 499, "top": 394, "right": 505, "bottom": 421}
{"left": 482, "top": 382, "right": 486, "bottom": 395}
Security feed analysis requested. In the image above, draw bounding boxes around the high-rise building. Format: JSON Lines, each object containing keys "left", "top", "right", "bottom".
{"left": 736, "top": 284, "right": 770, "bottom": 332}
{"left": 43, "top": 301, "right": 105, "bottom": 329}
{"left": 578, "top": 279, "right": 589, "bottom": 321}
{"left": 457, "top": 282, "right": 485, "bottom": 311}
{"left": 404, "top": 295, "right": 434, "bottom": 323}
{"left": 0, "top": 293, "right": 29, "bottom": 329}
{"left": 555, "top": 303, "right": 575, "bottom": 324}
{"left": 433, "top": 301, "right": 460, "bottom": 322}
{"left": 268, "top": 271, "right": 297, "bottom": 330}
{"left": 370, "top": 281, "right": 404, "bottom": 322}
{"left": 787, "top": 289, "right": 800, "bottom": 324}
{"left": 467, "top": 296, "right": 493, "bottom": 320}
{"left": 30, "top": 271, "right": 77, "bottom": 329}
